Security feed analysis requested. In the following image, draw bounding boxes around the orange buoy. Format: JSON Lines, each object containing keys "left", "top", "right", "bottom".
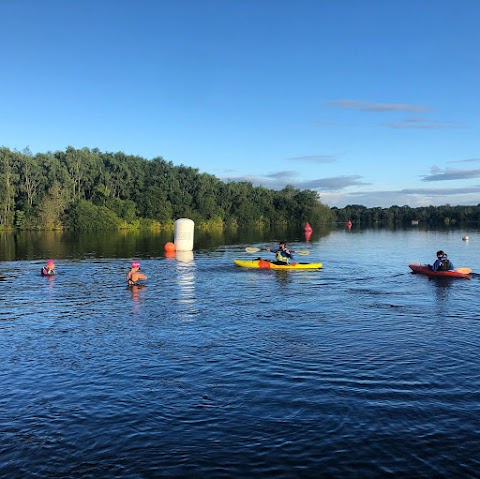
{"left": 164, "top": 242, "right": 175, "bottom": 252}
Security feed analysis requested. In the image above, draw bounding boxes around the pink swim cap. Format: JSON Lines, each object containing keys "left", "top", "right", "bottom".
{"left": 131, "top": 261, "right": 140, "bottom": 268}
{"left": 47, "top": 259, "right": 55, "bottom": 266}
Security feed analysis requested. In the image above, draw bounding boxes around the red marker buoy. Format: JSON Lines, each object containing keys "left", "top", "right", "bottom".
{"left": 304, "top": 222, "right": 312, "bottom": 241}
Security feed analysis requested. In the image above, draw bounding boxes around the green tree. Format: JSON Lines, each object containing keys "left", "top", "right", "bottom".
{"left": 0, "top": 148, "right": 18, "bottom": 227}
{"left": 36, "top": 182, "right": 68, "bottom": 229}
{"left": 66, "top": 200, "right": 122, "bottom": 230}
{"left": 17, "top": 148, "right": 43, "bottom": 212}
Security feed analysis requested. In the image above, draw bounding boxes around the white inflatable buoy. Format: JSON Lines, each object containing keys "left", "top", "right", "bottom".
{"left": 174, "top": 218, "right": 194, "bottom": 251}
{"left": 462, "top": 235, "right": 469, "bottom": 241}
{"left": 176, "top": 250, "right": 194, "bottom": 263}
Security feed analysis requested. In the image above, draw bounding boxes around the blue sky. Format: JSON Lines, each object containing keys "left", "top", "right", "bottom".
{"left": 1, "top": 0, "right": 479, "bottom": 208}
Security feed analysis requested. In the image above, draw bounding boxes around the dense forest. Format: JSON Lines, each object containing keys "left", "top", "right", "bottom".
{"left": 2, "top": 146, "right": 479, "bottom": 231}
{"left": 0, "top": 146, "right": 334, "bottom": 230}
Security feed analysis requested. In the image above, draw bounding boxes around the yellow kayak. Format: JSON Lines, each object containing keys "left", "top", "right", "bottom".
{"left": 234, "top": 259, "right": 322, "bottom": 270}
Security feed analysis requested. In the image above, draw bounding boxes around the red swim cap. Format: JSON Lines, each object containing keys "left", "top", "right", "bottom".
{"left": 131, "top": 261, "right": 140, "bottom": 268}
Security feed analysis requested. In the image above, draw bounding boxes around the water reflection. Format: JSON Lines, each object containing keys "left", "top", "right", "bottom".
{"left": 0, "top": 230, "right": 176, "bottom": 261}
{"left": 44, "top": 274, "right": 55, "bottom": 295}
{"left": 431, "top": 277, "right": 452, "bottom": 301}
{"left": 128, "top": 283, "right": 146, "bottom": 302}
{"left": 0, "top": 224, "right": 336, "bottom": 261}
{"left": 175, "top": 254, "right": 196, "bottom": 316}
{"left": 275, "top": 270, "right": 290, "bottom": 288}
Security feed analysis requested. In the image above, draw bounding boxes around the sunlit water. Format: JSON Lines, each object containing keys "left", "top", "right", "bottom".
{"left": 1, "top": 228, "right": 479, "bottom": 478}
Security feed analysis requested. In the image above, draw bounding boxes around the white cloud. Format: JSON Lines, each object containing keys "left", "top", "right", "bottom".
{"left": 329, "top": 99, "right": 429, "bottom": 113}
{"left": 421, "top": 168, "right": 480, "bottom": 182}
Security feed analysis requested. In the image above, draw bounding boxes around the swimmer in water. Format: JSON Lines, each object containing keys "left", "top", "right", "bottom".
{"left": 126, "top": 260, "right": 147, "bottom": 286}
{"left": 42, "top": 259, "right": 55, "bottom": 276}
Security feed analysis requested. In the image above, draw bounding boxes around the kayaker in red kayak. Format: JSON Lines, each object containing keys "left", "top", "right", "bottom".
{"left": 429, "top": 250, "right": 454, "bottom": 271}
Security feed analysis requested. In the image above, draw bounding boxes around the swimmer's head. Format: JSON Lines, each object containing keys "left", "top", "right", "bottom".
{"left": 131, "top": 261, "right": 140, "bottom": 269}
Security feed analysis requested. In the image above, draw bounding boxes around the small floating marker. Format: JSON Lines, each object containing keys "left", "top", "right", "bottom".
{"left": 164, "top": 242, "right": 176, "bottom": 252}
{"left": 305, "top": 222, "right": 312, "bottom": 241}
{"left": 462, "top": 235, "right": 469, "bottom": 241}
{"left": 347, "top": 220, "right": 352, "bottom": 228}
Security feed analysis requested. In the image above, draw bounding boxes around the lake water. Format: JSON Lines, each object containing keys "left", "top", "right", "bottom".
{"left": 1, "top": 227, "right": 479, "bottom": 478}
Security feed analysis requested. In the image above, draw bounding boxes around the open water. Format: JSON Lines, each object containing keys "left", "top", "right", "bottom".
{"left": 1, "top": 227, "right": 479, "bottom": 478}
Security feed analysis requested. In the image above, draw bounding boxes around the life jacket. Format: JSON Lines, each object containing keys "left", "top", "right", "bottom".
{"left": 437, "top": 258, "right": 452, "bottom": 271}
{"left": 276, "top": 250, "right": 289, "bottom": 264}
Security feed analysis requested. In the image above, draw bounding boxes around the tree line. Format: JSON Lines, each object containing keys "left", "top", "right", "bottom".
{"left": 3, "top": 146, "right": 478, "bottom": 231}
{"left": 332, "top": 204, "right": 480, "bottom": 227}
{"left": 0, "top": 146, "right": 335, "bottom": 230}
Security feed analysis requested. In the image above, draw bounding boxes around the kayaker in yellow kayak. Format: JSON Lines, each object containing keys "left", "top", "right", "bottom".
{"left": 270, "top": 240, "right": 293, "bottom": 265}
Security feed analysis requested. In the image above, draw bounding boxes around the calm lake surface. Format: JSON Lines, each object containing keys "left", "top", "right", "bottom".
{"left": 1, "top": 226, "right": 479, "bottom": 478}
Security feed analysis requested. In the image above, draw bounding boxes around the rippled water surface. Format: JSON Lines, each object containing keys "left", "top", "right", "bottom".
{"left": 1, "top": 228, "right": 480, "bottom": 478}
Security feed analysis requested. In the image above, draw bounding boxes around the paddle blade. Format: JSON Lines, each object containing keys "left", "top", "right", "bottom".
{"left": 245, "top": 247, "right": 261, "bottom": 253}
{"left": 293, "top": 250, "right": 310, "bottom": 256}
{"left": 455, "top": 267, "right": 472, "bottom": 274}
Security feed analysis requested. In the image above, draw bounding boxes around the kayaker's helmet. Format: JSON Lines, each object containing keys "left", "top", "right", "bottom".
{"left": 131, "top": 260, "right": 140, "bottom": 268}
{"left": 436, "top": 250, "right": 446, "bottom": 258}
{"left": 279, "top": 240, "right": 287, "bottom": 246}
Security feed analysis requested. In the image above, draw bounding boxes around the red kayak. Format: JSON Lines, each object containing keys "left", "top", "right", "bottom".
{"left": 408, "top": 263, "right": 472, "bottom": 279}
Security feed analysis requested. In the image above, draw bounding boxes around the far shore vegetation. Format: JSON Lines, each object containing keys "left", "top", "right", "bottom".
{"left": 1, "top": 146, "right": 479, "bottom": 231}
